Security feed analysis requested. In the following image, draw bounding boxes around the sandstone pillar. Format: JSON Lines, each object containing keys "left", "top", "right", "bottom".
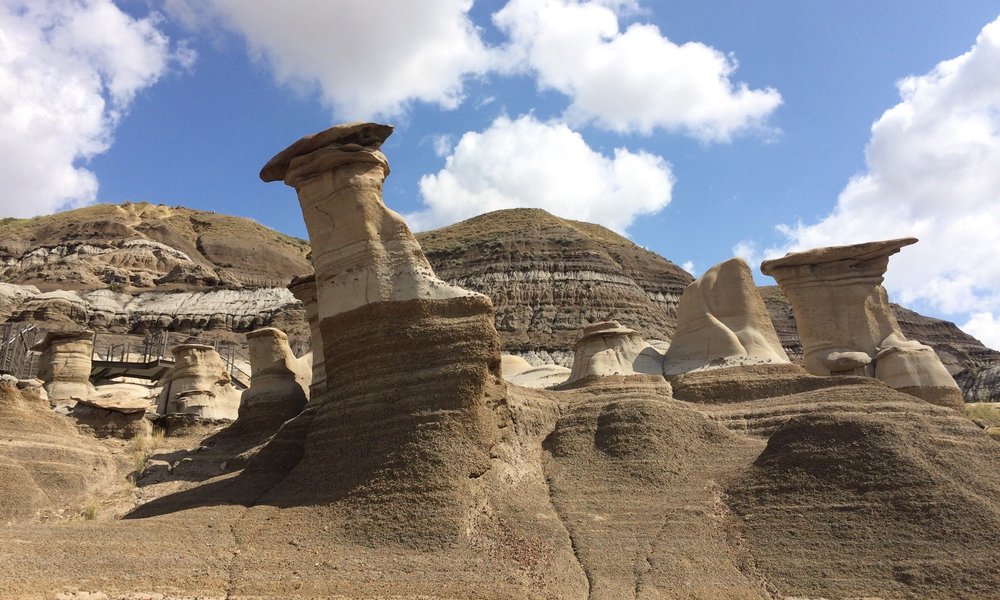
{"left": 157, "top": 344, "right": 241, "bottom": 420}
{"left": 258, "top": 123, "right": 506, "bottom": 545}
{"left": 260, "top": 122, "right": 475, "bottom": 327}
{"left": 236, "top": 327, "right": 310, "bottom": 432}
{"left": 33, "top": 330, "right": 95, "bottom": 406}
{"left": 663, "top": 258, "right": 788, "bottom": 375}
{"left": 288, "top": 273, "right": 326, "bottom": 399}
{"left": 761, "top": 238, "right": 963, "bottom": 409}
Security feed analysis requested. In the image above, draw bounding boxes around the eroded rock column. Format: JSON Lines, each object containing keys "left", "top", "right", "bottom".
{"left": 156, "top": 344, "right": 241, "bottom": 420}
{"left": 260, "top": 122, "right": 476, "bottom": 325}
{"left": 33, "top": 330, "right": 96, "bottom": 406}
{"left": 761, "top": 238, "right": 963, "bottom": 409}
{"left": 288, "top": 273, "right": 325, "bottom": 399}
{"left": 258, "top": 122, "right": 507, "bottom": 545}
{"left": 663, "top": 258, "right": 789, "bottom": 375}
{"left": 236, "top": 327, "right": 310, "bottom": 433}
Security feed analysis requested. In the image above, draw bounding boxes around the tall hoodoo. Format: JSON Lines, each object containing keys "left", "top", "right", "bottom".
{"left": 663, "top": 257, "right": 789, "bottom": 375}
{"left": 260, "top": 122, "right": 476, "bottom": 325}
{"left": 761, "top": 238, "right": 963, "bottom": 409}
{"left": 33, "top": 329, "right": 96, "bottom": 405}
{"left": 258, "top": 123, "right": 506, "bottom": 545}
{"left": 287, "top": 273, "right": 325, "bottom": 398}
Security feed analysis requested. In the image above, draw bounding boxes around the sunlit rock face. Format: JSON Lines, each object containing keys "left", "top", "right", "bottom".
{"left": 565, "top": 321, "right": 663, "bottom": 384}
{"left": 236, "top": 327, "right": 310, "bottom": 433}
{"left": 288, "top": 274, "right": 325, "bottom": 399}
{"left": 663, "top": 258, "right": 788, "bottom": 375}
{"left": 260, "top": 122, "right": 478, "bottom": 326}
{"left": 33, "top": 330, "right": 95, "bottom": 406}
{"left": 155, "top": 344, "right": 241, "bottom": 420}
{"left": 761, "top": 238, "right": 963, "bottom": 409}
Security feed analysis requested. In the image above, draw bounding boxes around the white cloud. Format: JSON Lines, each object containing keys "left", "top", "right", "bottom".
{"left": 963, "top": 312, "right": 1000, "bottom": 351}
{"left": 681, "top": 260, "right": 695, "bottom": 275}
{"left": 743, "top": 16, "right": 1000, "bottom": 325}
{"left": 170, "top": 0, "right": 493, "bottom": 120}
{"left": 409, "top": 114, "right": 674, "bottom": 232}
{"left": 0, "top": 0, "right": 189, "bottom": 218}
{"left": 493, "top": 0, "right": 781, "bottom": 141}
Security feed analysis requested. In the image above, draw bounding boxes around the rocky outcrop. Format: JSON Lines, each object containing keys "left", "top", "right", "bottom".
{"left": 33, "top": 330, "right": 95, "bottom": 406}
{"left": 155, "top": 344, "right": 241, "bottom": 420}
{"left": 0, "top": 202, "right": 311, "bottom": 291}
{"left": 565, "top": 321, "right": 663, "bottom": 383}
{"left": 6, "top": 286, "right": 304, "bottom": 337}
{"left": 288, "top": 274, "right": 325, "bottom": 397}
{"left": 0, "top": 378, "right": 116, "bottom": 522}
{"left": 663, "top": 258, "right": 788, "bottom": 375}
{"left": 233, "top": 328, "right": 310, "bottom": 434}
{"left": 762, "top": 238, "right": 963, "bottom": 409}
{"left": 501, "top": 354, "right": 570, "bottom": 388}
{"left": 417, "top": 208, "right": 693, "bottom": 366}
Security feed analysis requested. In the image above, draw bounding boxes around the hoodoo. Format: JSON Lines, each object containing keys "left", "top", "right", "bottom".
{"left": 235, "top": 327, "right": 310, "bottom": 433}
{"left": 155, "top": 344, "right": 241, "bottom": 420}
{"left": 260, "top": 122, "right": 477, "bottom": 323}
{"left": 565, "top": 321, "right": 663, "bottom": 383}
{"left": 33, "top": 329, "right": 96, "bottom": 406}
{"left": 761, "top": 238, "right": 963, "bottom": 409}
{"left": 251, "top": 123, "right": 512, "bottom": 549}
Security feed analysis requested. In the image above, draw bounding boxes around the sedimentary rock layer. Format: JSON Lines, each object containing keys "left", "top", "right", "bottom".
{"left": 33, "top": 329, "right": 95, "bottom": 405}
{"left": 417, "top": 208, "right": 692, "bottom": 366}
{"left": 233, "top": 327, "right": 310, "bottom": 434}
{"left": 156, "top": 344, "right": 241, "bottom": 420}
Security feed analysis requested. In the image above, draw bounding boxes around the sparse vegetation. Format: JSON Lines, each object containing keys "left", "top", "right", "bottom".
{"left": 126, "top": 428, "right": 164, "bottom": 484}
{"left": 966, "top": 403, "right": 1000, "bottom": 428}
{"left": 81, "top": 501, "right": 99, "bottom": 521}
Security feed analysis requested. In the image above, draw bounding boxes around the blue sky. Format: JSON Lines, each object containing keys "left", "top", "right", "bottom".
{"left": 2, "top": 0, "right": 1000, "bottom": 349}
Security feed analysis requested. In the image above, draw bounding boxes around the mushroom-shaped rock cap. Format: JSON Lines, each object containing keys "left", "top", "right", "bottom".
{"left": 578, "top": 321, "right": 636, "bottom": 340}
{"left": 260, "top": 122, "right": 394, "bottom": 182}
{"left": 760, "top": 237, "right": 917, "bottom": 275}
{"left": 247, "top": 327, "right": 289, "bottom": 341}
{"left": 31, "top": 329, "right": 94, "bottom": 351}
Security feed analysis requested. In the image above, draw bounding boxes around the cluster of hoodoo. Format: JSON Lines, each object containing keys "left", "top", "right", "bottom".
{"left": 550, "top": 246, "right": 959, "bottom": 412}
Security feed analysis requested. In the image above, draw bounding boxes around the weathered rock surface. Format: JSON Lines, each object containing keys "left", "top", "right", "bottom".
{"left": 155, "top": 344, "right": 241, "bottom": 420}
{"left": 664, "top": 258, "right": 788, "bottom": 375}
{"left": 233, "top": 327, "right": 310, "bottom": 434}
{"left": 762, "top": 238, "right": 963, "bottom": 409}
{"left": 417, "top": 208, "right": 693, "bottom": 366}
{"left": 501, "top": 354, "right": 571, "bottom": 388}
{"left": 262, "top": 122, "right": 477, "bottom": 321}
{"left": 33, "top": 329, "right": 95, "bottom": 406}
{"left": 0, "top": 379, "right": 116, "bottom": 522}
{"left": 6, "top": 286, "right": 304, "bottom": 336}
{"left": 763, "top": 285, "right": 1000, "bottom": 403}
{"left": 0, "top": 202, "right": 311, "bottom": 291}
{"left": 565, "top": 321, "right": 662, "bottom": 383}
{"left": 288, "top": 273, "right": 325, "bottom": 397}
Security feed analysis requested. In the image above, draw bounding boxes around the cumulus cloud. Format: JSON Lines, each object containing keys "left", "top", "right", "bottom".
{"left": 964, "top": 312, "right": 1000, "bottom": 352}
{"left": 0, "top": 0, "right": 189, "bottom": 218}
{"left": 493, "top": 0, "right": 781, "bottom": 141}
{"left": 409, "top": 114, "right": 674, "bottom": 232}
{"left": 168, "top": 0, "right": 493, "bottom": 120}
{"left": 741, "top": 16, "right": 1000, "bottom": 340}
